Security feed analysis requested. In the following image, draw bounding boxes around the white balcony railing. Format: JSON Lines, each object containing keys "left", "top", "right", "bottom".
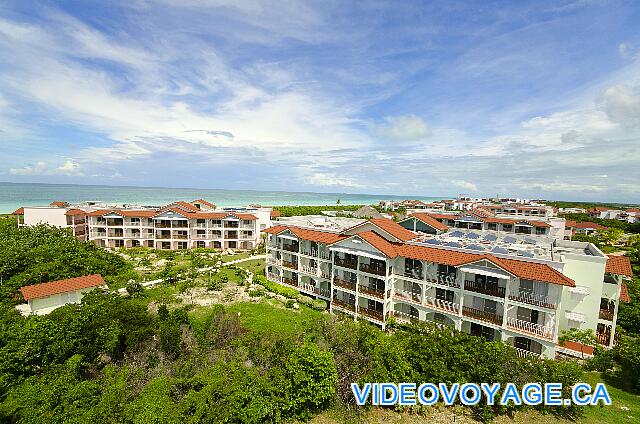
{"left": 508, "top": 290, "right": 557, "bottom": 309}
{"left": 300, "top": 265, "right": 317, "bottom": 275}
{"left": 506, "top": 317, "right": 554, "bottom": 340}
{"left": 423, "top": 295, "right": 459, "bottom": 314}
{"left": 267, "top": 272, "right": 282, "bottom": 283}
{"left": 266, "top": 257, "right": 282, "bottom": 266}
{"left": 513, "top": 347, "right": 542, "bottom": 359}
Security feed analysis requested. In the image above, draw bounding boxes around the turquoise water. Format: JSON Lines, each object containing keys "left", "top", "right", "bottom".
{"left": 0, "top": 182, "right": 444, "bottom": 214}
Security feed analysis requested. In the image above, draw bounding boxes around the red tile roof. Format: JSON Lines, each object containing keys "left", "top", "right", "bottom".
{"left": 564, "top": 220, "right": 577, "bottom": 228}
{"left": 88, "top": 209, "right": 158, "bottom": 218}
{"left": 50, "top": 201, "right": 68, "bottom": 207}
{"left": 620, "top": 283, "right": 631, "bottom": 303}
{"left": 172, "top": 201, "right": 200, "bottom": 212}
{"left": 20, "top": 274, "right": 105, "bottom": 300}
{"left": 573, "top": 222, "right": 608, "bottom": 230}
{"left": 606, "top": 255, "right": 633, "bottom": 277}
{"left": 270, "top": 210, "right": 281, "bottom": 219}
{"left": 262, "top": 225, "right": 346, "bottom": 244}
{"left": 262, "top": 225, "right": 288, "bottom": 235}
{"left": 408, "top": 213, "right": 449, "bottom": 231}
{"left": 356, "top": 231, "right": 401, "bottom": 257}
{"left": 192, "top": 199, "right": 216, "bottom": 208}
{"left": 366, "top": 218, "right": 417, "bottom": 241}
{"left": 64, "top": 209, "right": 87, "bottom": 216}
{"left": 11, "top": 207, "right": 24, "bottom": 215}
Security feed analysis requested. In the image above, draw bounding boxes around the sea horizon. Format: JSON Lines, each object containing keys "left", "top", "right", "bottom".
{"left": 0, "top": 181, "right": 447, "bottom": 214}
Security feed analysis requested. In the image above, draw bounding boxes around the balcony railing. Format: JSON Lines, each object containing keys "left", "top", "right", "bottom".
{"left": 426, "top": 273, "right": 460, "bottom": 288}
{"left": 155, "top": 223, "right": 172, "bottom": 228}
{"left": 508, "top": 290, "right": 557, "bottom": 309}
{"left": 393, "top": 289, "right": 422, "bottom": 305}
{"left": 300, "top": 265, "right": 317, "bottom": 275}
{"left": 282, "top": 278, "right": 298, "bottom": 288}
{"left": 513, "top": 347, "right": 542, "bottom": 359}
{"left": 299, "top": 283, "right": 331, "bottom": 298}
{"left": 403, "top": 269, "right": 424, "bottom": 280}
{"left": 334, "top": 278, "right": 356, "bottom": 292}
{"left": 599, "top": 309, "right": 614, "bottom": 321}
{"left": 424, "top": 295, "right": 459, "bottom": 314}
{"left": 596, "top": 331, "right": 611, "bottom": 346}
{"left": 282, "top": 261, "right": 298, "bottom": 270}
{"left": 506, "top": 317, "right": 553, "bottom": 340}
{"left": 359, "top": 307, "right": 384, "bottom": 322}
{"left": 318, "top": 251, "right": 331, "bottom": 260}
{"left": 267, "top": 272, "right": 282, "bottom": 283}
{"left": 334, "top": 257, "right": 357, "bottom": 270}
{"left": 462, "top": 306, "right": 503, "bottom": 325}
{"left": 389, "top": 310, "right": 419, "bottom": 324}
{"left": 464, "top": 280, "right": 506, "bottom": 298}
{"left": 359, "top": 263, "right": 386, "bottom": 276}
{"left": 333, "top": 299, "right": 356, "bottom": 312}
{"left": 358, "top": 284, "right": 385, "bottom": 299}
{"left": 300, "top": 249, "right": 318, "bottom": 257}
{"left": 320, "top": 270, "right": 332, "bottom": 279}
{"left": 282, "top": 244, "right": 299, "bottom": 253}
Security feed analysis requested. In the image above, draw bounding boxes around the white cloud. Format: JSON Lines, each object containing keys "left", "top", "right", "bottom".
{"left": 370, "top": 115, "right": 432, "bottom": 142}
{"left": 450, "top": 180, "right": 478, "bottom": 192}
{"left": 9, "top": 160, "right": 83, "bottom": 176}
{"left": 305, "top": 173, "right": 364, "bottom": 188}
{"left": 618, "top": 42, "right": 633, "bottom": 59}
{"left": 599, "top": 84, "right": 640, "bottom": 127}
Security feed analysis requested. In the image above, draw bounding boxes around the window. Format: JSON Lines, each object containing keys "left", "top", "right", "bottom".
{"left": 177, "top": 242, "right": 187, "bottom": 249}
{"left": 535, "top": 227, "right": 546, "bottom": 235}
{"left": 130, "top": 218, "right": 140, "bottom": 225}
{"left": 435, "top": 287, "right": 454, "bottom": 302}
{"left": 503, "top": 224, "right": 513, "bottom": 231}
{"left": 487, "top": 223, "right": 497, "bottom": 231}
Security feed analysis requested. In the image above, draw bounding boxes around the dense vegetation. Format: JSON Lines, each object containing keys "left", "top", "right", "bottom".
{"left": 561, "top": 212, "right": 640, "bottom": 233}
{"left": 272, "top": 205, "right": 363, "bottom": 217}
{"left": 0, "top": 217, "right": 635, "bottom": 422}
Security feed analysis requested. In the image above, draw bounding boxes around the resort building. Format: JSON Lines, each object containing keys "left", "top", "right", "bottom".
{"left": 17, "top": 274, "right": 106, "bottom": 316}
{"left": 12, "top": 199, "right": 272, "bottom": 250}
{"left": 264, "top": 218, "right": 632, "bottom": 359}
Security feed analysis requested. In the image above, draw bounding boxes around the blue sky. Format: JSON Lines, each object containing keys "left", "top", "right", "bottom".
{"left": 1, "top": 0, "right": 639, "bottom": 201}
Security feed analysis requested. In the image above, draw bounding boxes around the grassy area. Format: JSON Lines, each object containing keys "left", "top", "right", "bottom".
{"left": 235, "top": 258, "right": 265, "bottom": 276}
{"left": 579, "top": 372, "right": 640, "bottom": 423}
{"left": 226, "top": 299, "right": 322, "bottom": 335}
{"left": 220, "top": 251, "right": 252, "bottom": 262}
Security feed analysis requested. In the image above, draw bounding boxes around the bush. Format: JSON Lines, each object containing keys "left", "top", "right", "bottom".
{"left": 253, "top": 275, "right": 299, "bottom": 299}
{"left": 126, "top": 281, "right": 144, "bottom": 297}
{"left": 285, "top": 300, "right": 295, "bottom": 308}
{"left": 206, "top": 279, "right": 223, "bottom": 291}
{"left": 310, "top": 299, "right": 328, "bottom": 311}
{"left": 248, "top": 289, "right": 264, "bottom": 297}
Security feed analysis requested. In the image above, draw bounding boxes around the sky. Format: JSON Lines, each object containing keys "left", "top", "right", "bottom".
{"left": 0, "top": 0, "right": 639, "bottom": 202}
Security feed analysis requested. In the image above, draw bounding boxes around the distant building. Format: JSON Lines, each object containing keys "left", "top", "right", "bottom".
{"left": 350, "top": 205, "right": 384, "bottom": 219}
{"left": 18, "top": 274, "right": 106, "bottom": 316}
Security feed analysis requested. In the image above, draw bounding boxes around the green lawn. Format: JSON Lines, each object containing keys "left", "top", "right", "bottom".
{"left": 579, "top": 372, "right": 640, "bottom": 423}
{"left": 235, "top": 258, "right": 266, "bottom": 276}
{"left": 220, "top": 251, "right": 253, "bottom": 262}
{"left": 226, "top": 300, "right": 322, "bottom": 335}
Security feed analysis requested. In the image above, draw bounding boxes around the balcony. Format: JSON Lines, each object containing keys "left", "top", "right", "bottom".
{"left": 359, "top": 307, "right": 384, "bottom": 322}
{"left": 464, "top": 280, "right": 506, "bottom": 298}
{"left": 282, "top": 278, "right": 298, "bottom": 288}
{"left": 334, "top": 278, "right": 356, "bottom": 292}
{"left": 599, "top": 309, "right": 614, "bottom": 321}
{"left": 172, "top": 222, "right": 188, "bottom": 228}
{"left": 389, "top": 310, "right": 419, "bottom": 324}
{"left": 506, "top": 317, "right": 554, "bottom": 340}
{"left": 282, "top": 260, "right": 298, "bottom": 270}
{"left": 335, "top": 257, "right": 357, "bottom": 270}
{"left": 596, "top": 331, "right": 611, "bottom": 346}
{"left": 462, "top": 306, "right": 503, "bottom": 325}
{"left": 508, "top": 290, "right": 557, "bottom": 309}
{"left": 333, "top": 299, "right": 356, "bottom": 312}
{"left": 155, "top": 223, "right": 172, "bottom": 228}
{"left": 360, "top": 262, "right": 386, "bottom": 276}
{"left": 267, "top": 272, "right": 282, "bottom": 283}
{"left": 513, "top": 347, "right": 542, "bottom": 359}
{"left": 424, "top": 295, "right": 459, "bottom": 314}
{"left": 282, "top": 244, "right": 299, "bottom": 253}
{"left": 193, "top": 223, "right": 207, "bottom": 228}
{"left": 300, "top": 249, "right": 318, "bottom": 257}
{"left": 266, "top": 257, "right": 282, "bottom": 266}
{"left": 427, "top": 273, "right": 460, "bottom": 289}
{"left": 107, "top": 232, "right": 124, "bottom": 238}
{"left": 318, "top": 251, "right": 331, "bottom": 260}
{"left": 393, "top": 289, "right": 422, "bottom": 305}
{"left": 172, "top": 234, "right": 188, "bottom": 240}
{"left": 402, "top": 269, "right": 424, "bottom": 280}
{"left": 358, "top": 284, "right": 384, "bottom": 299}
{"left": 299, "top": 283, "right": 330, "bottom": 298}
{"left": 300, "top": 265, "right": 317, "bottom": 275}
{"left": 320, "top": 270, "right": 332, "bottom": 279}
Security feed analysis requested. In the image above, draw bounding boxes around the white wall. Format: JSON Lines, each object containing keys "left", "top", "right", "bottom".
{"left": 24, "top": 207, "right": 69, "bottom": 227}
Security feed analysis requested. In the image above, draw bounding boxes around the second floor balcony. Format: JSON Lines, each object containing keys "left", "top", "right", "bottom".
{"left": 282, "top": 260, "right": 298, "bottom": 270}
{"left": 599, "top": 309, "right": 614, "bottom": 321}
{"left": 462, "top": 306, "right": 503, "bottom": 326}
{"left": 359, "top": 262, "right": 386, "bottom": 276}
{"left": 281, "top": 243, "right": 299, "bottom": 253}
{"left": 506, "top": 317, "right": 554, "bottom": 340}
{"left": 359, "top": 307, "right": 384, "bottom": 322}
{"left": 332, "top": 299, "right": 356, "bottom": 312}
{"left": 464, "top": 280, "right": 506, "bottom": 298}
{"left": 335, "top": 257, "right": 357, "bottom": 270}
{"left": 282, "top": 277, "right": 298, "bottom": 288}
{"left": 358, "top": 284, "right": 385, "bottom": 299}
{"left": 334, "top": 278, "right": 356, "bottom": 292}
{"left": 508, "top": 290, "right": 557, "bottom": 309}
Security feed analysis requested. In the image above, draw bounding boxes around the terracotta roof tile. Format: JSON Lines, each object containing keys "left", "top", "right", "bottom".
{"left": 288, "top": 227, "right": 348, "bottom": 245}
{"left": 407, "top": 213, "right": 449, "bottom": 231}
{"left": 50, "top": 201, "right": 68, "bottom": 207}
{"left": 367, "top": 218, "right": 417, "bottom": 241}
{"left": 356, "top": 231, "right": 401, "bottom": 257}
{"left": 620, "top": 283, "right": 631, "bottom": 303}
{"left": 20, "top": 274, "right": 105, "bottom": 300}
{"left": 192, "top": 199, "right": 216, "bottom": 208}
{"left": 606, "top": 255, "right": 633, "bottom": 277}
{"left": 172, "top": 201, "right": 200, "bottom": 212}
{"left": 64, "top": 209, "right": 87, "bottom": 216}
{"left": 11, "top": 207, "right": 24, "bottom": 215}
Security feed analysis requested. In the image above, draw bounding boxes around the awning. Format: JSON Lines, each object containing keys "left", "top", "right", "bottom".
{"left": 278, "top": 234, "right": 299, "bottom": 241}
{"left": 565, "top": 312, "right": 586, "bottom": 323}
{"left": 568, "top": 286, "right": 590, "bottom": 295}
{"left": 459, "top": 265, "right": 512, "bottom": 280}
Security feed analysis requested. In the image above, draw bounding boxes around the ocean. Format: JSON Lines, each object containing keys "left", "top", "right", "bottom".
{"left": 0, "top": 182, "right": 444, "bottom": 214}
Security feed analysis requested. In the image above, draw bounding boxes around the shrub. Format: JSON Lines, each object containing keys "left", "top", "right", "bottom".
{"left": 249, "top": 289, "right": 264, "bottom": 297}
{"left": 253, "top": 275, "right": 298, "bottom": 299}
{"left": 285, "top": 300, "right": 295, "bottom": 308}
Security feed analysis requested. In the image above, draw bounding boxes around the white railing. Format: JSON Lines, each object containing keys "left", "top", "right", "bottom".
{"left": 300, "top": 283, "right": 331, "bottom": 298}
{"left": 508, "top": 290, "right": 557, "bottom": 309}
{"left": 390, "top": 310, "right": 419, "bottom": 323}
{"left": 266, "top": 257, "right": 282, "bottom": 266}
{"left": 424, "top": 272, "right": 460, "bottom": 288}
{"left": 300, "top": 249, "right": 318, "bottom": 257}
{"left": 300, "top": 265, "right": 317, "bottom": 275}
{"left": 506, "top": 317, "right": 554, "bottom": 339}
{"left": 424, "top": 295, "right": 459, "bottom": 314}
{"left": 513, "top": 347, "right": 542, "bottom": 359}
{"left": 320, "top": 271, "right": 332, "bottom": 279}
{"left": 393, "top": 289, "right": 422, "bottom": 305}
{"left": 318, "top": 251, "right": 331, "bottom": 260}
{"left": 267, "top": 272, "right": 282, "bottom": 283}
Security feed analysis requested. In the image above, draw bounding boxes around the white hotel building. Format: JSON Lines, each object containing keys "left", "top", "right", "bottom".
{"left": 264, "top": 218, "right": 632, "bottom": 359}
{"left": 13, "top": 199, "right": 271, "bottom": 250}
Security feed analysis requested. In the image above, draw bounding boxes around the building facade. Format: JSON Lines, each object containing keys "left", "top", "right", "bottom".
{"left": 264, "top": 218, "right": 632, "bottom": 359}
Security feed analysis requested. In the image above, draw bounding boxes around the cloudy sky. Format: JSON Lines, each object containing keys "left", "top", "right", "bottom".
{"left": 1, "top": 1, "right": 639, "bottom": 201}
